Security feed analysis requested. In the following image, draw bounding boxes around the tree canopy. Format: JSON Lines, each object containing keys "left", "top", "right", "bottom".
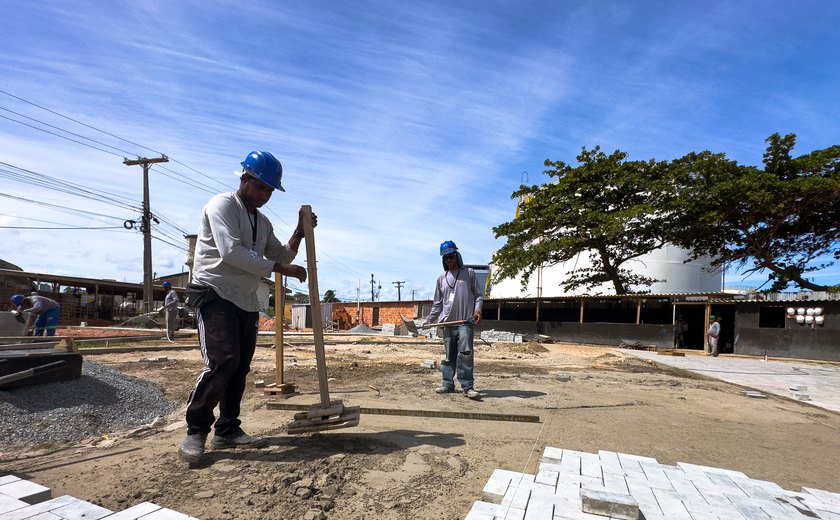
{"left": 492, "top": 146, "right": 672, "bottom": 295}
{"left": 493, "top": 134, "right": 840, "bottom": 295}
{"left": 322, "top": 289, "right": 341, "bottom": 303}
{"left": 666, "top": 134, "right": 840, "bottom": 291}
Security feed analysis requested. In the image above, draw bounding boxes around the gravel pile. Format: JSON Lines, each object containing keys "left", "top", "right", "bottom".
{"left": 0, "top": 359, "right": 178, "bottom": 446}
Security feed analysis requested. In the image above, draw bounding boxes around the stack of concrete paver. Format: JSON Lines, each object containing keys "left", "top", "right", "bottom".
{"left": 0, "top": 474, "right": 198, "bottom": 519}
{"left": 465, "top": 447, "right": 840, "bottom": 519}
{"left": 480, "top": 329, "right": 524, "bottom": 343}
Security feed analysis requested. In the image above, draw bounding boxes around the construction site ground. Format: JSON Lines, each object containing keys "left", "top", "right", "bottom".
{"left": 2, "top": 330, "right": 840, "bottom": 520}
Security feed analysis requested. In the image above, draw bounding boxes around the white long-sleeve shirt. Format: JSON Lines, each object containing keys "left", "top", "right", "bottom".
{"left": 191, "top": 191, "right": 296, "bottom": 312}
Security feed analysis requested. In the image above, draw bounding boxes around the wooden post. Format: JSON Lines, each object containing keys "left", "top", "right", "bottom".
{"left": 301, "top": 205, "right": 331, "bottom": 408}
{"left": 274, "top": 277, "right": 284, "bottom": 385}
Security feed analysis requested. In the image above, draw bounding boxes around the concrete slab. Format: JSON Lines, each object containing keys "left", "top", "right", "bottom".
{"left": 0, "top": 478, "right": 51, "bottom": 504}
{"left": 622, "top": 350, "right": 840, "bottom": 414}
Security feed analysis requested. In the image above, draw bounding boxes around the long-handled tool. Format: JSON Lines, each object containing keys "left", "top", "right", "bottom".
{"left": 286, "top": 205, "right": 360, "bottom": 435}
{"left": 399, "top": 314, "right": 466, "bottom": 335}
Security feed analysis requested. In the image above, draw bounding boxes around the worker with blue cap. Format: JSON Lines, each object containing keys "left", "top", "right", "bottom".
{"left": 10, "top": 293, "right": 60, "bottom": 336}
{"left": 179, "top": 150, "right": 315, "bottom": 464}
{"left": 423, "top": 241, "right": 484, "bottom": 399}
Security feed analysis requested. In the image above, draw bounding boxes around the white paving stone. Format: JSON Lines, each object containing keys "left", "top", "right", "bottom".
{"left": 467, "top": 446, "right": 840, "bottom": 520}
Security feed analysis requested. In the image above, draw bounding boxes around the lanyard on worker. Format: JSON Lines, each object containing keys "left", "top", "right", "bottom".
{"left": 248, "top": 211, "right": 258, "bottom": 244}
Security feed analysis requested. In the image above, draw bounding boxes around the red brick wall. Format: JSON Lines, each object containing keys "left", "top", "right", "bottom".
{"left": 258, "top": 300, "right": 433, "bottom": 331}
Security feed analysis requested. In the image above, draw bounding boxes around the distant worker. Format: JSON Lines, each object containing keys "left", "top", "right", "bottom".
{"left": 674, "top": 315, "right": 688, "bottom": 348}
{"left": 423, "top": 240, "right": 484, "bottom": 400}
{"left": 707, "top": 315, "right": 720, "bottom": 357}
{"left": 178, "top": 150, "right": 314, "bottom": 464}
{"left": 163, "top": 281, "right": 179, "bottom": 341}
{"left": 10, "top": 293, "right": 60, "bottom": 336}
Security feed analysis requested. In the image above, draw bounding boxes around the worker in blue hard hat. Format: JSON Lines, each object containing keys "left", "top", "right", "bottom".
{"left": 423, "top": 241, "right": 484, "bottom": 400}
{"left": 179, "top": 150, "right": 316, "bottom": 464}
{"left": 10, "top": 293, "right": 61, "bottom": 336}
{"left": 162, "top": 281, "right": 179, "bottom": 341}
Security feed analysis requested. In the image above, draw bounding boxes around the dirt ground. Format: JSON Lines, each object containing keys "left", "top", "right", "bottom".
{"left": 3, "top": 333, "right": 840, "bottom": 520}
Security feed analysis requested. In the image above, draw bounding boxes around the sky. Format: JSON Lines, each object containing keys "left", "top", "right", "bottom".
{"left": 1, "top": 0, "right": 839, "bottom": 302}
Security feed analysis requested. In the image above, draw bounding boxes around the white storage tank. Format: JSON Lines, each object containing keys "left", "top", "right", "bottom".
{"left": 490, "top": 245, "right": 721, "bottom": 297}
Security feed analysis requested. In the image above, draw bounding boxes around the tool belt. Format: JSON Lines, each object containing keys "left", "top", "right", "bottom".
{"left": 184, "top": 283, "right": 218, "bottom": 309}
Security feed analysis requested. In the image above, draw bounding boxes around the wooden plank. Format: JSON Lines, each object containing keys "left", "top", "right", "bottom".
{"left": 301, "top": 205, "right": 330, "bottom": 409}
{"left": 263, "top": 383, "right": 297, "bottom": 395}
{"left": 274, "top": 277, "right": 284, "bottom": 386}
{"left": 268, "top": 401, "right": 540, "bottom": 423}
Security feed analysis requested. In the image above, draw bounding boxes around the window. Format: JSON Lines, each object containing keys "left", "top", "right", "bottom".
{"left": 758, "top": 306, "right": 786, "bottom": 328}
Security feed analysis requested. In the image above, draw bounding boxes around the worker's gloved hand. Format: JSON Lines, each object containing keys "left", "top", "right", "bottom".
{"left": 10, "top": 310, "right": 19, "bottom": 316}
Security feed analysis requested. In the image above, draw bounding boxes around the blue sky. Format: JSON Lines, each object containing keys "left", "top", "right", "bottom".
{"left": 1, "top": 0, "right": 839, "bottom": 301}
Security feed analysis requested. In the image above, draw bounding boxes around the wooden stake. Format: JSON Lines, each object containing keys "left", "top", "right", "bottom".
{"left": 301, "top": 205, "right": 331, "bottom": 408}
{"left": 274, "top": 276, "right": 285, "bottom": 386}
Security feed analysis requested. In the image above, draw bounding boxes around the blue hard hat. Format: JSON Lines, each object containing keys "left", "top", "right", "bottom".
{"left": 163, "top": 281, "right": 172, "bottom": 288}
{"left": 241, "top": 151, "right": 285, "bottom": 192}
{"left": 10, "top": 294, "right": 24, "bottom": 307}
{"left": 440, "top": 240, "right": 458, "bottom": 257}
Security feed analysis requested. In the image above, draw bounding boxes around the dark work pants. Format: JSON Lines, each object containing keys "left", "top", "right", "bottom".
{"left": 185, "top": 297, "right": 258, "bottom": 437}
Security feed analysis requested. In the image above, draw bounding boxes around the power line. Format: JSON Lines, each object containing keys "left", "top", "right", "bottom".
{"left": 0, "top": 88, "right": 159, "bottom": 156}
{"left": 0, "top": 105, "right": 137, "bottom": 156}
{"left": 0, "top": 225, "right": 125, "bottom": 230}
{"left": 0, "top": 114, "right": 125, "bottom": 157}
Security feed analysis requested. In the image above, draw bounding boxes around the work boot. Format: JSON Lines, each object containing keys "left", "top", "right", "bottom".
{"left": 435, "top": 385, "right": 454, "bottom": 394}
{"left": 464, "top": 388, "right": 480, "bottom": 399}
{"left": 178, "top": 433, "right": 207, "bottom": 463}
{"left": 211, "top": 430, "right": 266, "bottom": 449}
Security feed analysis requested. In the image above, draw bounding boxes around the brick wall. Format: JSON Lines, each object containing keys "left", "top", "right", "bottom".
{"left": 259, "top": 300, "right": 433, "bottom": 331}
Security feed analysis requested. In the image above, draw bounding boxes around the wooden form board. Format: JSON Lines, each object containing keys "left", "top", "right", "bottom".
{"left": 267, "top": 401, "right": 540, "bottom": 423}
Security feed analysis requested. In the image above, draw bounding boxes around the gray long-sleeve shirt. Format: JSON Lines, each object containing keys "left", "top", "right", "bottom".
{"left": 425, "top": 267, "right": 484, "bottom": 324}
{"left": 164, "top": 288, "right": 179, "bottom": 311}
{"left": 191, "top": 191, "right": 296, "bottom": 312}
{"left": 23, "top": 295, "right": 60, "bottom": 315}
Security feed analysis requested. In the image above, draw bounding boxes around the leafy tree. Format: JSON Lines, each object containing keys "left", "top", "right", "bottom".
{"left": 287, "top": 291, "right": 309, "bottom": 303}
{"left": 667, "top": 134, "right": 840, "bottom": 292}
{"left": 492, "top": 147, "right": 671, "bottom": 295}
{"left": 322, "top": 289, "right": 341, "bottom": 303}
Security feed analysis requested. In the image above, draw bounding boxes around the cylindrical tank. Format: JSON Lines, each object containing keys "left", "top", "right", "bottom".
{"left": 491, "top": 245, "right": 721, "bottom": 297}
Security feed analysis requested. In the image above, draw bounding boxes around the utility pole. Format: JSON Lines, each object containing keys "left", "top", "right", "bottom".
{"left": 124, "top": 155, "right": 169, "bottom": 312}
{"left": 393, "top": 281, "right": 405, "bottom": 301}
{"left": 370, "top": 274, "right": 375, "bottom": 302}
{"left": 410, "top": 289, "right": 417, "bottom": 301}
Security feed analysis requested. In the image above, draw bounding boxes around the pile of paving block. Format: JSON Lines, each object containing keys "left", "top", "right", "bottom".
{"left": 466, "top": 447, "right": 840, "bottom": 519}
{"left": 0, "top": 474, "right": 198, "bottom": 519}
{"left": 480, "top": 330, "right": 524, "bottom": 343}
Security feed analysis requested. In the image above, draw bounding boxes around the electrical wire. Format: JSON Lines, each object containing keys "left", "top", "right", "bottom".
{"left": 0, "top": 114, "right": 125, "bottom": 157}
{"left": 0, "top": 89, "right": 370, "bottom": 287}
{"left": 0, "top": 105, "right": 137, "bottom": 156}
